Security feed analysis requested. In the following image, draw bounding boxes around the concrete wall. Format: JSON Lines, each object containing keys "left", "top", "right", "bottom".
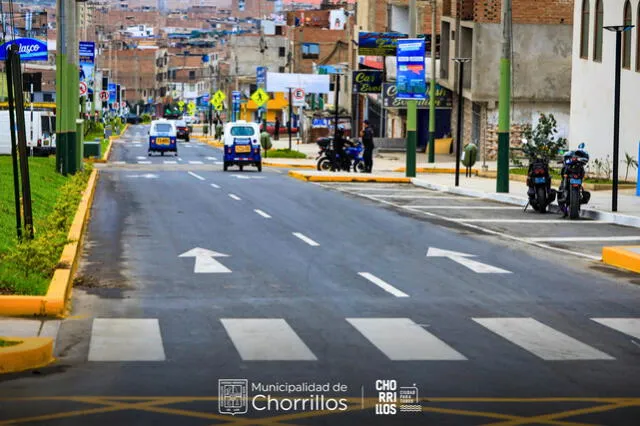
{"left": 569, "top": 0, "right": 640, "bottom": 177}
{"left": 230, "top": 35, "right": 287, "bottom": 77}
{"left": 471, "top": 23, "right": 573, "bottom": 102}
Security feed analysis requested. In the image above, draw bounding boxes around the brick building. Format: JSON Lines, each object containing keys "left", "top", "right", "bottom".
{"left": 230, "top": 0, "right": 275, "bottom": 19}
{"left": 111, "top": 48, "right": 170, "bottom": 103}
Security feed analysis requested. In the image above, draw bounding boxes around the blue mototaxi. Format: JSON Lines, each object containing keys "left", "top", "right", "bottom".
{"left": 222, "top": 121, "right": 262, "bottom": 172}
{"left": 148, "top": 119, "right": 178, "bottom": 156}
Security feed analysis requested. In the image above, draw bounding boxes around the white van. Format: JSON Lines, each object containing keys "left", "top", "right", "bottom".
{"left": 222, "top": 121, "right": 262, "bottom": 172}
{"left": 148, "top": 119, "right": 178, "bottom": 156}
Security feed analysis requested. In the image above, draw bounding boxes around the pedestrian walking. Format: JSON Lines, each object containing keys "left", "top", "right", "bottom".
{"left": 360, "top": 120, "right": 375, "bottom": 173}
{"left": 274, "top": 117, "right": 280, "bottom": 140}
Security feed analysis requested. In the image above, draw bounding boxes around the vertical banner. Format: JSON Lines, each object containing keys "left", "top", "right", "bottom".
{"left": 108, "top": 82, "right": 117, "bottom": 107}
{"left": 79, "top": 41, "right": 96, "bottom": 98}
{"left": 396, "top": 39, "right": 426, "bottom": 100}
{"left": 256, "top": 66, "right": 267, "bottom": 119}
{"left": 232, "top": 91, "right": 241, "bottom": 121}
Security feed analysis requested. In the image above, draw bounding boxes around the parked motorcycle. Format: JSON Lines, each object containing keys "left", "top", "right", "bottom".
{"left": 524, "top": 143, "right": 556, "bottom": 213}
{"left": 316, "top": 137, "right": 365, "bottom": 172}
{"left": 557, "top": 143, "right": 591, "bottom": 219}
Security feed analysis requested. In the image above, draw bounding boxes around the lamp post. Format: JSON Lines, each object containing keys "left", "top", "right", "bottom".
{"left": 452, "top": 58, "right": 471, "bottom": 187}
{"left": 286, "top": 86, "right": 295, "bottom": 151}
{"left": 604, "top": 25, "right": 634, "bottom": 212}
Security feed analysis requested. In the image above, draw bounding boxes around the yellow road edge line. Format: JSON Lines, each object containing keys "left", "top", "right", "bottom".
{"left": 602, "top": 246, "right": 640, "bottom": 274}
{"left": 0, "top": 169, "right": 100, "bottom": 318}
{"left": 0, "top": 337, "right": 54, "bottom": 374}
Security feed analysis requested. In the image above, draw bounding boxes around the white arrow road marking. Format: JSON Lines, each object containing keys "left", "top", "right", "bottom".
{"left": 358, "top": 272, "right": 409, "bottom": 298}
{"left": 293, "top": 232, "right": 320, "bottom": 246}
{"left": 188, "top": 172, "right": 205, "bottom": 181}
{"left": 179, "top": 248, "right": 231, "bottom": 273}
{"left": 254, "top": 209, "right": 271, "bottom": 218}
{"left": 426, "top": 247, "right": 511, "bottom": 274}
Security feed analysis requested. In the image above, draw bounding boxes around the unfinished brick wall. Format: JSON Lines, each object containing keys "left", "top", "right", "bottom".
{"left": 292, "top": 27, "right": 350, "bottom": 74}
{"left": 444, "top": 0, "right": 572, "bottom": 25}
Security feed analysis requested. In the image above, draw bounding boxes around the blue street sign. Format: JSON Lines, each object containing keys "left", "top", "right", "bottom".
{"left": 257, "top": 66, "right": 267, "bottom": 89}
{"left": 396, "top": 38, "right": 426, "bottom": 100}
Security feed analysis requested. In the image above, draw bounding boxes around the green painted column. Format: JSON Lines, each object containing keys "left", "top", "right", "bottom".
{"left": 497, "top": 0, "right": 512, "bottom": 193}
{"left": 406, "top": 100, "right": 417, "bottom": 177}
{"left": 428, "top": 77, "right": 436, "bottom": 163}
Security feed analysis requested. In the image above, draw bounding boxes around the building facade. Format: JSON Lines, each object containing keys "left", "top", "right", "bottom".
{"left": 569, "top": 0, "right": 640, "bottom": 176}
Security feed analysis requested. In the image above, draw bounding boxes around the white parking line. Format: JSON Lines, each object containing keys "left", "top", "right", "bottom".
{"left": 189, "top": 161, "right": 204, "bottom": 165}
{"left": 188, "top": 172, "right": 205, "bottom": 181}
{"left": 229, "top": 194, "right": 241, "bottom": 201}
{"left": 293, "top": 232, "right": 320, "bottom": 246}
{"left": 407, "top": 206, "right": 522, "bottom": 210}
{"left": 210, "top": 183, "right": 221, "bottom": 189}
{"left": 527, "top": 236, "right": 640, "bottom": 242}
{"left": 358, "top": 272, "right": 409, "bottom": 298}
{"left": 453, "top": 219, "right": 610, "bottom": 224}
{"left": 254, "top": 209, "right": 271, "bottom": 218}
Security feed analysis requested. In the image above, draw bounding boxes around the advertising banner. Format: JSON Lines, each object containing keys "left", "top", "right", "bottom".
{"left": 396, "top": 38, "right": 426, "bottom": 100}
{"left": 0, "top": 38, "right": 48, "bottom": 61}
{"left": 79, "top": 41, "right": 95, "bottom": 97}
{"left": 357, "top": 32, "right": 407, "bottom": 57}
{"left": 266, "top": 72, "right": 330, "bottom": 94}
{"left": 256, "top": 66, "right": 267, "bottom": 89}
{"left": 352, "top": 70, "right": 382, "bottom": 94}
{"left": 108, "top": 83, "right": 117, "bottom": 104}
{"left": 382, "top": 83, "right": 452, "bottom": 109}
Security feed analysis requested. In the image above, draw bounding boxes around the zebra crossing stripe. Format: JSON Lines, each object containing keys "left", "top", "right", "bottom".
{"left": 221, "top": 319, "right": 317, "bottom": 361}
{"left": 592, "top": 318, "right": 640, "bottom": 340}
{"left": 346, "top": 318, "right": 467, "bottom": 361}
{"left": 88, "top": 318, "right": 166, "bottom": 361}
{"left": 472, "top": 318, "right": 614, "bottom": 361}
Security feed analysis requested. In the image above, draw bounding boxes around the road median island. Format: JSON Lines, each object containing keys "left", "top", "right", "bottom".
{"left": 0, "top": 337, "right": 54, "bottom": 374}
{"left": 288, "top": 170, "right": 411, "bottom": 183}
{"left": 602, "top": 246, "right": 640, "bottom": 274}
{"left": 0, "top": 162, "right": 99, "bottom": 317}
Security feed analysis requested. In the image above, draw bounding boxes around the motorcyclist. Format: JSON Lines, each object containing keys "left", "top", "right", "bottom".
{"left": 332, "top": 125, "right": 346, "bottom": 171}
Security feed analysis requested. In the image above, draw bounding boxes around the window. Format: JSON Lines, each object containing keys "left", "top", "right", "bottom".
{"left": 275, "top": 25, "right": 283, "bottom": 35}
{"left": 153, "top": 123, "right": 173, "bottom": 133}
{"left": 279, "top": 66, "right": 285, "bottom": 73}
{"left": 580, "top": 0, "right": 590, "bottom": 59}
{"left": 230, "top": 126, "right": 256, "bottom": 136}
{"left": 593, "top": 0, "right": 603, "bottom": 61}
{"left": 189, "top": 71, "right": 196, "bottom": 80}
{"left": 279, "top": 47, "right": 285, "bottom": 57}
{"left": 301, "top": 43, "right": 320, "bottom": 59}
{"left": 623, "top": 0, "right": 632, "bottom": 69}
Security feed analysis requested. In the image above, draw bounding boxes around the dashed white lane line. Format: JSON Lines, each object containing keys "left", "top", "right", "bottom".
{"left": 527, "top": 236, "right": 640, "bottom": 242}
{"left": 453, "top": 219, "right": 610, "bottom": 224}
{"left": 188, "top": 172, "right": 205, "bottom": 181}
{"left": 189, "top": 160, "right": 204, "bottom": 165}
{"left": 137, "top": 161, "right": 152, "bottom": 164}
{"left": 229, "top": 194, "right": 241, "bottom": 201}
{"left": 178, "top": 157, "right": 184, "bottom": 161}
{"left": 293, "top": 232, "right": 320, "bottom": 246}
{"left": 136, "top": 156, "right": 146, "bottom": 160}
{"left": 163, "top": 160, "right": 177, "bottom": 164}
{"left": 215, "top": 161, "right": 223, "bottom": 165}
{"left": 210, "top": 183, "right": 221, "bottom": 189}
{"left": 206, "top": 156, "right": 217, "bottom": 160}
{"left": 358, "top": 272, "right": 409, "bottom": 298}
{"left": 254, "top": 209, "right": 271, "bottom": 219}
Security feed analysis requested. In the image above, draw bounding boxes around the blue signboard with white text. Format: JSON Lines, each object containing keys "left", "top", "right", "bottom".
{"left": 0, "top": 37, "right": 48, "bottom": 61}
{"left": 396, "top": 39, "right": 426, "bottom": 100}
{"left": 108, "top": 83, "right": 117, "bottom": 104}
{"left": 358, "top": 32, "right": 407, "bottom": 57}
{"left": 232, "top": 91, "right": 241, "bottom": 121}
{"left": 256, "top": 66, "right": 267, "bottom": 89}
{"left": 79, "top": 41, "right": 96, "bottom": 95}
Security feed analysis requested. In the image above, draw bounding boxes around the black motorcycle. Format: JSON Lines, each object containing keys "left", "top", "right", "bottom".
{"left": 557, "top": 143, "right": 591, "bottom": 219}
{"left": 315, "top": 137, "right": 364, "bottom": 172}
{"left": 525, "top": 157, "right": 556, "bottom": 213}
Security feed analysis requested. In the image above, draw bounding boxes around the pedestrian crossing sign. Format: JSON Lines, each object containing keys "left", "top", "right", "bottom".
{"left": 212, "top": 90, "right": 226, "bottom": 107}
{"left": 250, "top": 88, "right": 270, "bottom": 108}
{"left": 215, "top": 102, "right": 224, "bottom": 111}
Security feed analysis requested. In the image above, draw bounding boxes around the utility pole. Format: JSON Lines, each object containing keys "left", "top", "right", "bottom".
{"left": 496, "top": 0, "right": 512, "bottom": 193}
{"left": 428, "top": 0, "right": 437, "bottom": 163}
{"left": 405, "top": 0, "right": 418, "bottom": 178}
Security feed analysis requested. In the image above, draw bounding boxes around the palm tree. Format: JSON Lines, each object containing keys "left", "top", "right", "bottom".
{"left": 624, "top": 152, "right": 638, "bottom": 182}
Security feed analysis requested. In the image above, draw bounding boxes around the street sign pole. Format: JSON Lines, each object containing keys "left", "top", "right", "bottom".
{"left": 288, "top": 87, "right": 293, "bottom": 150}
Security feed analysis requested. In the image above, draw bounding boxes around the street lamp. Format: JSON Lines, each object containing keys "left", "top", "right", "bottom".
{"left": 604, "top": 25, "right": 634, "bottom": 212}
{"left": 452, "top": 57, "right": 471, "bottom": 187}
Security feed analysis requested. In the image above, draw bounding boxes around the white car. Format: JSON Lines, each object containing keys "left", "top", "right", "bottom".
{"left": 184, "top": 115, "right": 200, "bottom": 124}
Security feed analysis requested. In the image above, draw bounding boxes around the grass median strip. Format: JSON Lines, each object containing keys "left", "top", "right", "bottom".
{"left": 0, "top": 338, "right": 21, "bottom": 347}
{"left": 265, "top": 149, "right": 307, "bottom": 159}
{"left": 0, "top": 156, "right": 92, "bottom": 295}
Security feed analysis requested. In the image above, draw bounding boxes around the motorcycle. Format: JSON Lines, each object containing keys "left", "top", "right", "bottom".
{"left": 524, "top": 149, "right": 556, "bottom": 213}
{"left": 557, "top": 143, "right": 591, "bottom": 219}
{"left": 316, "top": 137, "right": 365, "bottom": 173}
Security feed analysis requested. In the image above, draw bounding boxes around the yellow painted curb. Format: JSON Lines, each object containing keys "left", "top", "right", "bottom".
{"left": 394, "top": 167, "right": 479, "bottom": 175}
{"left": 288, "top": 171, "right": 411, "bottom": 183}
{"left": 602, "top": 246, "right": 640, "bottom": 274}
{"left": 0, "top": 337, "right": 54, "bottom": 374}
{"left": 263, "top": 161, "right": 316, "bottom": 169}
{"left": 0, "top": 169, "right": 100, "bottom": 317}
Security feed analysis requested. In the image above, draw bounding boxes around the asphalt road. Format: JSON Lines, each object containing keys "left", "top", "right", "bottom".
{"left": 0, "top": 125, "right": 639, "bottom": 425}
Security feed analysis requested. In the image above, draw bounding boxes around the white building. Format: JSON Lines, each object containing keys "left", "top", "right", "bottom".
{"left": 124, "top": 25, "right": 154, "bottom": 38}
{"left": 570, "top": 0, "right": 640, "bottom": 177}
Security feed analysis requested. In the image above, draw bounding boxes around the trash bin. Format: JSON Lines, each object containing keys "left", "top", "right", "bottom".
{"left": 84, "top": 140, "right": 101, "bottom": 158}
{"left": 203, "top": 124, "right": 209, "bottom": 135}
{"left": 462, "top": 143, "right": 478, "bottom": 168}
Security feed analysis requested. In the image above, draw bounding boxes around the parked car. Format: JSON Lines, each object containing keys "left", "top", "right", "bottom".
{"left": 174, "top": 119, "right": 190, "bottom": 141}
{"left": 260, "top": 121, "right": 299, "bottom": 135}
{"left": 125, "top": 113, "right": 143, "bottom": 124}
{"left": 184, "top": 115, "right": 200, "bottom": 124}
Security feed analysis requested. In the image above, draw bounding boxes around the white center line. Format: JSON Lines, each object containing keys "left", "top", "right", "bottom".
{"left": 210, "top": 183, "right": 221, "bottom": 189}
{"left": 188, "top": 172, "right": 205, "bottom": 181}
{"left": 229, "top": 194, "right": 241, "bottom": 201}
{"left": 137, "top": 161, "right": 151, "bottom": 164}
{"left": 189, "top": 160, "right": 204, "bottom": 164}
{"left": 293, "top": 232, "right": 320, "bottom": 246}
{"left": 254, "top": 209, "right": 271, "bottom": 218}
{"left": 358, "top": 272, "right": 409, "bottom": 298}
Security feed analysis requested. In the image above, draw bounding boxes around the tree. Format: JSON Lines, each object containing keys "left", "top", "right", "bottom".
{"left": 624, "top": 152, "right": 638, "bottom": 182}
{"left": 521, "top": 113, "right": 567, "bottom": 161}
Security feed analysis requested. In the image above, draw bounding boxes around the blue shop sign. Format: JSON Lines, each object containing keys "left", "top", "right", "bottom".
{"left": 0, "top": 38, "right": 48, "bottom": 61}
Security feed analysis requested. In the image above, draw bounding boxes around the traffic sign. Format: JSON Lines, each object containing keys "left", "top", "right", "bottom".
{"left": 215, "top": 103, "right": 223, "bottom": 111}
{"left": 212, "top": 90, "right": 226, "bottom": 105}
{"left": 178, "top": 100, "right": 185, "bottom": 108}
{"left": 121, "top": 101, "right": 126, "bottom": 108}
{"left": 292, "top": 87, "right": 305, "bottom": 107}
{"left": 250, "top": 88, "right": 270, "bottom": 107}
{"left": 99, "top": 90, "right": 109, "bottom": 102}
{"left": 111, "top": 102, "right": 119, "bottom": 109}
{"left": 79, "top": 81, "right": 87, "bottom": 96}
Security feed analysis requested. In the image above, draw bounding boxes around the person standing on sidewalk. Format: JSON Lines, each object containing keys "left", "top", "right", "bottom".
{"left": 360, "top": 120, "right": 375, "bottom": 173}
{"left": 274, "top": 117, "right": 280, "bottom": 141}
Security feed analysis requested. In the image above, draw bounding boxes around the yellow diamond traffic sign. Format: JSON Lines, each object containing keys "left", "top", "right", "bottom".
{"left": 215, "top": 103, "right": 223, "bottom": 111}
{"left": 212, "top": 90, "right": 226, "bottom": 106}
{"left": 250, "top": 88, "right": 270, "bottom": 108}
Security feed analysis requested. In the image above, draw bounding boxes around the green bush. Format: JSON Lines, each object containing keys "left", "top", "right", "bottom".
{"left": 141, "top": 113, "right": 152, "bottom": 124}
{"left": 260, "top": 131, "right": 272, "bottom": 151}
{"left": 264, "top": 149, "right": 306, "bottom": 159}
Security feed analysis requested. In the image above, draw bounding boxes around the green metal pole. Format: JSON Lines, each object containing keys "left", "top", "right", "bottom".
{"left": 55, "top": 0, "right": 67, "bottom": 175}
{"left": 406, "top": 0, "right": 418, "bottom": 178}
{"left": 428, "top": 0, "right": 436, "bottom": 163}
{"left": 496, "top": 0, "right": 512, "bottom": 193}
